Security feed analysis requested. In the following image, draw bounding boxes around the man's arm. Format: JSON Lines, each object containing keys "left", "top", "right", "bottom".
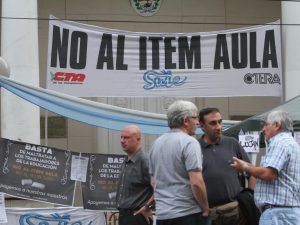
{"left": 134, "top": 195, "right": 154, "bottom": 224}
{"left": 189, "top": 171, "right": 209, "bottom": 216}
{"left": 133, "top": 177, "right": 155, "bottom": 224}
{"left": 235, "top": 139, "right": 257, "bottom": 188}
{"left": 231, "top": 157, "right": 278, "bottom": 181}
{"left": 248, "top": 175, "right": 256, "bottom": 190}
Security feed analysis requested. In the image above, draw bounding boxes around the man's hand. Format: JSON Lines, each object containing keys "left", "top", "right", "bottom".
{"left": 231, "top": 157, "right": 278, "bottom": 181}
{"left": 230, "top": 157, "right": 250, "bottom": 172}
{"left": 202, "top": 208, "right": 209, "bottom": 217}
{"left": 134, "top": 206, "right": 153, "bottom": 224}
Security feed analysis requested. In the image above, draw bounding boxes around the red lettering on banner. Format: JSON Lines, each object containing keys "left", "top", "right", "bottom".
{"left": 54, "top": 72, "right": 86, "bottom": 82}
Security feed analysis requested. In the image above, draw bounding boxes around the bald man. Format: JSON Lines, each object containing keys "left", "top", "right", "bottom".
{"left": 116, "top": 125, "right": 154, "bottom": 225}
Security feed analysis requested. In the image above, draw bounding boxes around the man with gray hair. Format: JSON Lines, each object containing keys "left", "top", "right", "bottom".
{"left": 231, "top": 110, "right": 300, "bottom": 225}
{"left": 149, "top": 100, "right": 209, "bottom": 225}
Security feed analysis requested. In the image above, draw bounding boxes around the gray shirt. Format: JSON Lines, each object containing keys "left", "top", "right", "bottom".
{"left": 199, "top": 135, "right": 250, "bottom": 207}
{"left": 116, "top": 149, "right": 153, "bottom": 210}
{"left": 149, "top": 129, "right": 203, "bottom": 220}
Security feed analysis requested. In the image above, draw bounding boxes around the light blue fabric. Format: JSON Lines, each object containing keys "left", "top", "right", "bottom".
{"left": 0, "top": 75, "right": 237, "bottom": 135}
{"left": 259, "top": 207, "right": 300, "bottom": 225}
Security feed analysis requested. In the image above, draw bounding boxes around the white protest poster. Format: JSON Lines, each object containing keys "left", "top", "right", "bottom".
{"left": 71, "top": 155, "right": 89, "bottom": 182}
{"left": 47, "top": 16, "right": 282, "bottom": 97}
{"left": 239, "top": 134, "right": 260, "bottom": 153}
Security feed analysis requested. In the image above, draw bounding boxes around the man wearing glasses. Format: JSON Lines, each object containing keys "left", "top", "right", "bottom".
{"left": 149, "top": 100, "right": 209, "bottom": 225}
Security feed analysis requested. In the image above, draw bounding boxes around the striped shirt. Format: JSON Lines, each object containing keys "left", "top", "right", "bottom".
{"left": 254, "top": 132, "right": 300, "bottom": 207}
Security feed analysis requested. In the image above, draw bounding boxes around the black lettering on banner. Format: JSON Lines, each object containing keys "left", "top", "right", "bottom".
{"left": 97, "top": 33, "right": 114, "bottom": 70}
{"left": 139, "top": 36, "right": 147, "bottom": 70}
{"left": 164, "top": 37, "right": 176, "bottom": 69}
{"left": 50, "top": 25, "right": 69, "bottom": 68}
{"left": 263, "top": 30, "right": 278, "bottom": 68}
{"left": 116, "top": 35, "right": 128, "bottom": 70}
{"left": 70, "top": 31, "right": 87, "bottom": 69}
{"left": 250, "top": 32, "right": 261, "bottom": 68}
{"left": 232, "top": 33, "right": 247, "bottom": 69}
{"left": 149, "top": 37, "right": 163, "bottom": 69}
{"left": 214, "top": 34, "right": 230, "bottom": 69}
{"left": 178, "top": 36, "right": 201, "bottom": 69}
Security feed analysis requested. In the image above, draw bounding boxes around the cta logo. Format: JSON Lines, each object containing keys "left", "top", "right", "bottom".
{"left": 244, "top": 73, "right": 280, "bottom": 85}
{"left": 143, "top": 70, "right": 187, "bottom": 90}
{"left": 50, "top": 72, "right": 86, "bottom": 84}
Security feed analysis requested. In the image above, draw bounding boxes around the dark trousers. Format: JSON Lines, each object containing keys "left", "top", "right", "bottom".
{"left": 119, "top": 213, "right": 152, "bottom": 225}
{"left": 157, "top": 213, "right": 209, "bottom": 225}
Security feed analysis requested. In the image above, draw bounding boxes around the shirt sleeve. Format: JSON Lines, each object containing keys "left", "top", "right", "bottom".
{"left": 263, "top": 140, "right": 290, "bottom": 172}
{"left": 183, "top": 139, "right": 203, "bottom": 172}
{"left": 141, "top": 154, "right": 151, "bottom": 184}
{"left": 149, "top": 145, "right": 154, "bottom": 176}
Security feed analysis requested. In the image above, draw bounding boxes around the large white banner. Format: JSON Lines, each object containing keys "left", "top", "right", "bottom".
{"left": 47, "top": 17, "right": 282, "bottom": 97}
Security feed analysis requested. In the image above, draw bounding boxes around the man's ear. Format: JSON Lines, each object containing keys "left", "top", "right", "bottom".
{"left": 274, "top": 122, "right": 281, "bottom": 131}
{"left": 199, "top": 121, "right": 204, "bottom": 128}
{"left": 183, "top": 116, "right": 189, "bottom": 123}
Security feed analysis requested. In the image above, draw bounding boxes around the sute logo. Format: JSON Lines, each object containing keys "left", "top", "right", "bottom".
{"left": 143, "top": 70, "right": 187, "bottom": 90}
{"left": 50, "top": 72, "right": 86, "bottom": 83}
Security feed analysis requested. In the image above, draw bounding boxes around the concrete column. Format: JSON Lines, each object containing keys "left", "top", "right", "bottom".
{"left": 281, "top": 2, "right": 300, "bottom": 101}
{"left": 95, "top": 98, "right": 108, "bottom": 154}
{"left": 1, "top": 0, "right": 40, "bottom": 144}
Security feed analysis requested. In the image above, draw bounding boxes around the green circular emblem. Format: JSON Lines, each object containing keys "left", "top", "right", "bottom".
{"left": 130, "top": 0, "right": 162, "bottom": 17}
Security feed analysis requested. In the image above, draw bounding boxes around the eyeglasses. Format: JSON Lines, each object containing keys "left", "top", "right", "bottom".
{"left": 189, "top": 116, "right": 198, "bottom": 120}
{"left": 263, "top": 121, "right": 272, "bottom": 127}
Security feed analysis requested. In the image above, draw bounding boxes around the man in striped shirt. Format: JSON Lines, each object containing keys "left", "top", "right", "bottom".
{"left": 231, "top": 110, "right": 300, "bottom": 225}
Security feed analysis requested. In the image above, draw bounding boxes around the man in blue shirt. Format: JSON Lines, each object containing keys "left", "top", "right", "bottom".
{"left": 231, "top": 110, "right": 300, "bottom": 225}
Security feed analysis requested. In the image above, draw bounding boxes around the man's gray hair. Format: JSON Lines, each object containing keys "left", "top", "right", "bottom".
{"left": 266, "top": 110, "right": 294, "bottom": 132}
{"left": 167, "top": 100, "right": 198, "bottom": 128}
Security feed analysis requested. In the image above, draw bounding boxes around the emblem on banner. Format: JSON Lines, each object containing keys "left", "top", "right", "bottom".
{"left": 50, "top": 71, "right": 86, "bottom": 84}
{"left": 143, "top": 70, "right": 187, "bottom": 90}
{"left": 243, "top": 73, "right": 281, "bottom": 85}
{"left": 130, "top": 0, "right": 162, "bottom": 17}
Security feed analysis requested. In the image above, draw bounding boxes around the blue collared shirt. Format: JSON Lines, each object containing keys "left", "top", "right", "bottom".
{"left": 254, "top": 132, "right": 300, "bottom": 207}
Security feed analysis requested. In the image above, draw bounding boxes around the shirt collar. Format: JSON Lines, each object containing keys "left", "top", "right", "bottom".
{"left": 268, "top": 131, "right": 291, "bottom": 144}
{"left": 126, "top": 148, "right": 142, "bottom": 163}
{"left": 199, "top": 135, "right": 223, "bottom": 148}
{"left": 169, "top": 128, "right": 183, "bottom": 133}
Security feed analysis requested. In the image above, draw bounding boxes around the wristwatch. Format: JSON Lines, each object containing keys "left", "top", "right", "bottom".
{"left": 242, "top": 163, "right": 249, "bottom": 177}
{"left": 144, "top": 203, "right": 153, "bottom": 209}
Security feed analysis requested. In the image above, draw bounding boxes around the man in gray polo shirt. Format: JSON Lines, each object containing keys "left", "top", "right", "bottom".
{"left": 198, "top": 107, "right": 255, "bottom": 225}
{"left": 149, "top": 100, "right": 209, "bottom": 225}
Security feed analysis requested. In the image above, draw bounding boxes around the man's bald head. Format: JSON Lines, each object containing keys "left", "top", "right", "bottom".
{"left": 120, "top": 125, "right": 141, "bottom": 156}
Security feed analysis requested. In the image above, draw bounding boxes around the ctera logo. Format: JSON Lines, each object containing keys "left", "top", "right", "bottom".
{"left": 244, "top": 73, "right": 280, "bottom": 85}
{"left": 50, "top": 72, "right": 86, "bottom": 83}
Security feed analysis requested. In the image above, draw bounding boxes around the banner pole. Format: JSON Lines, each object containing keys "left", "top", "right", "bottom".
{"left": 45, "top": 110, "right": 48, "bottom": 146}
